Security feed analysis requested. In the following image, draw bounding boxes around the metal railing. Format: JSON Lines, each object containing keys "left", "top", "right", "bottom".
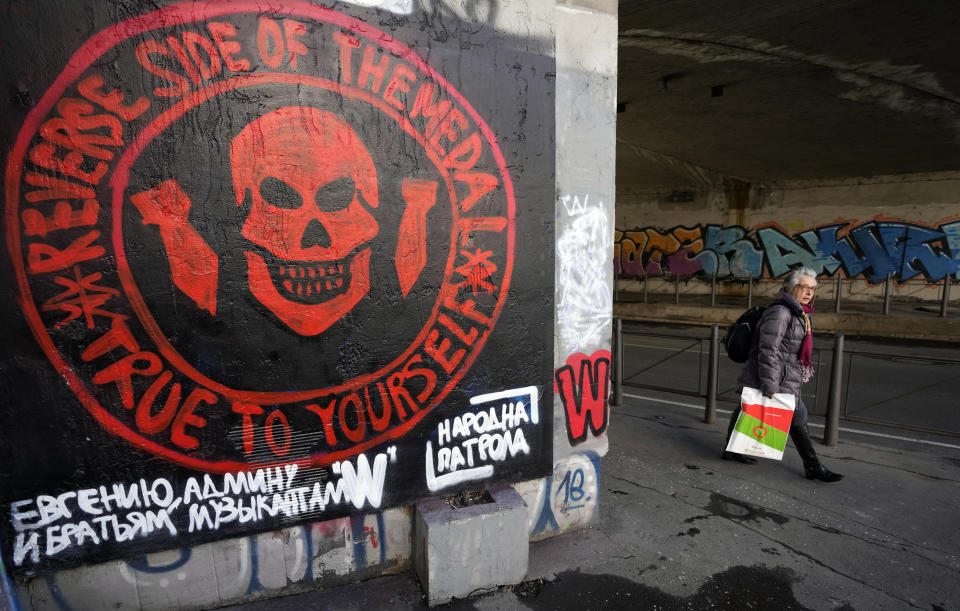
{"left": 834, "top": 347, "right": 960, "bottom": 436}
{"left": 616, "top": 330, "right": 707, "bottom": 395}
{"left": 611, "top": 319, "right": 960, "bottom": 442}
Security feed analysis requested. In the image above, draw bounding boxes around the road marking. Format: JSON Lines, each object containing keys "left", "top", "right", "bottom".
{"left": 623, "top": 392, "right": 960, "bottom": 450}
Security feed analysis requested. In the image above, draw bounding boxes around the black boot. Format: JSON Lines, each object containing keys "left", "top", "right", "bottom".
{"left": 804, "top": 464, "right": 844, "bottom": 482}
{"left": 722, "top": 408, "right": 757, "bottom": 464}
{"left": 791, "top": 422, "right": 843, "bottom": 482}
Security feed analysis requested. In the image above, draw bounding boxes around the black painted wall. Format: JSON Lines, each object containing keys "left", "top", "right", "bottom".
{"left": 1, "top": 0, "right": 554, "bottom": 577}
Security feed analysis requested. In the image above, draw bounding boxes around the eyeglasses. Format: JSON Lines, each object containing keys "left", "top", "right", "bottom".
{"left": 796, "top": 284, "right": 817, "bottom": 293}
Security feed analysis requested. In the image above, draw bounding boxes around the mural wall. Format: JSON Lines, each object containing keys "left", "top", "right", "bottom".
{"left": 1, "top": 0, "right": 555, "bottom": 577}
{"left": 616, "top": 217, "right": 960, "bottom": 283}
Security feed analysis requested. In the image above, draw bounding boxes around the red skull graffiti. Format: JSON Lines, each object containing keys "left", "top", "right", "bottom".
{"left": 230, "top": 106, "right": 379, "bottom": 335}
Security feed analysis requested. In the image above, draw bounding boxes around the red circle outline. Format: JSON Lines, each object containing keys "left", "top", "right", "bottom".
{"left": 5, "top": 1, "right": 517, "bottom": 473}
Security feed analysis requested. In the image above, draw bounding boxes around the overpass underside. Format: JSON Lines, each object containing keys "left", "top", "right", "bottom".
{"left": 615, "top": 0, "right": 960, "bottom": 343}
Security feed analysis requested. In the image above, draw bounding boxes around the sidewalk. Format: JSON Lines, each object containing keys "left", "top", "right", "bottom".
{"left": 228, "top": 394, "right": 960, "bottom": 610}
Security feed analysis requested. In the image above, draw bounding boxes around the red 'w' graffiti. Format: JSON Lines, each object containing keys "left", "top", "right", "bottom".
{"left": 554, "top": 351, "right": 610, "bottom": 445}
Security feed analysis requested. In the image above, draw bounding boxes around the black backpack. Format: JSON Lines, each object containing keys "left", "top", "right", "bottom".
{"left": 722, "top": 305, "right": 766, "bottom": 362}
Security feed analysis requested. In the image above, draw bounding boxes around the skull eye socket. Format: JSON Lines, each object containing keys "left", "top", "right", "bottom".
{"left": 259, "top": 177, "right": 303, "bottom": 210}
{"left": 315, "top": 176, "right": 356, "bottom": 212}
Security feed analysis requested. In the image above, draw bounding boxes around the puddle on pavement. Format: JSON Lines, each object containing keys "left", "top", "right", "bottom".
{"left": 703, "top": 492, "right": 790, "bottom": 526}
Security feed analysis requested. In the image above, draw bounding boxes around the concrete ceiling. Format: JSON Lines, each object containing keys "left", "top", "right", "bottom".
{"left": 617, "top": 0, "right": 960, "bottom": 192}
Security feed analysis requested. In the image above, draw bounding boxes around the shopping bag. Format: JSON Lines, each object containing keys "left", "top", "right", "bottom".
{"left": 725, "top": 387, "right": 796, "bottom": 460}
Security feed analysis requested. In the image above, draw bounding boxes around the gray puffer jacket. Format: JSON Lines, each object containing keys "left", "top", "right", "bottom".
{"left": 737, "top": 290, "right": 808, "bottom": 398}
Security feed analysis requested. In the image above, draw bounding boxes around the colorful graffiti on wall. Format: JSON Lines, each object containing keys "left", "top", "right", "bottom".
{"left": 615, "top": 218, "right": 960, "bottom": 283}
{"left": 10, "top": 1, "right": 516, "bottom": 473}
{"left": 1, "top": 1, "right": 554, "bottom": 576}
{"left": 554, "top": 351, "right": 610, "bottom": 447}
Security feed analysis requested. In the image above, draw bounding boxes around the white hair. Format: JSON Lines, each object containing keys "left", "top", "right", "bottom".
{"left": 783, "top": 267, "right": 818, "bottom": 290}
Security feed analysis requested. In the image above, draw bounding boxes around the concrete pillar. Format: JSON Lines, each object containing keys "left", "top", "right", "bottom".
{"left": 546, "top": 0, "right": 618, "bottom": 538}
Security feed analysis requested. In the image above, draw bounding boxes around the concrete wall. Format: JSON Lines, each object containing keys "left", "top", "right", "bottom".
{"left": 19, "top": 508, "right": 413, "bottom": 610}
{"left": 1, "top": 0, "right": 617, "bottom": 607}
{"left": 615, "top": 172, "right": 960, "bottom": 302}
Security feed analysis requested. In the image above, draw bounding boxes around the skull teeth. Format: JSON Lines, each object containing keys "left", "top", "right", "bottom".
{"left": 277, "top": 264, "right": 348, "bottom": 279}
{"left": 273, "top": 261, "right": 350, "bottom": 301}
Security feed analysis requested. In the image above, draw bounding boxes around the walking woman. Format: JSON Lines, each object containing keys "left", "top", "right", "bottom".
{"left": 723, "top": 267, "right": 843, "bottom": 482}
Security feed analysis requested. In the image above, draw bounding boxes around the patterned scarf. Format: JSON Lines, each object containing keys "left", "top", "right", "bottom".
{"left": 799, "top": 303, "right": 815, "bottom": 382}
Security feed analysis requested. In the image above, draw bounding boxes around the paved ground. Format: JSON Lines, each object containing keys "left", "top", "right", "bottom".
{"left": 227, "top": 392, "right": 960, "bottom": 610}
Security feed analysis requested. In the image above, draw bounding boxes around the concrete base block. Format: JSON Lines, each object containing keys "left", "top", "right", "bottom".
{"left": 414, "top": 485, "right": 528, "bottom": 606}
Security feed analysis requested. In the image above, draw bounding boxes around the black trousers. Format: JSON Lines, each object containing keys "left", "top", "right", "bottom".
{"left": 725, "top": 397, "right": 820, "bottom": 469}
